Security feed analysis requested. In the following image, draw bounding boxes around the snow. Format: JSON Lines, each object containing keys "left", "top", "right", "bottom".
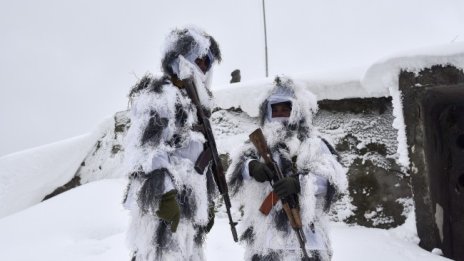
{"left": 0, "top": 178, "right": 451, "bottom": 261}
{"left": 1, "top": 35, "right": 463, "bottom": 261}
{"left": 214, "top": 42, "right": 464, "bottom": 119}
{"left": 211, "top": 109, "right": 259, "bottom": 155}
{"left": 0, "top": 134, "right": 95, "bottom": 219}
{"left": 76, "top": 112, "right": 127, "bottom": 184}
{"left": 0, "top": 89, "right": 456, "bottom": 260}
{"left": 212, "top": 68, "right": 367, "bottom": 118}
{"left": 361, "top": 42, "right": 464, "bottom": 169}
{"left": 0, "top": 179, "right": 130, "bottom": 261}
{"left": 213, "top": 42, "right": 464, "bottom": 171}
{"left": 362, "top": 41, "right": 464, "bottom": 97}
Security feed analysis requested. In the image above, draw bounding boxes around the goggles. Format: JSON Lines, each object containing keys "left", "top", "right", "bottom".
{"left": 195, "top": 50, "right": 214, "bottom": 73}
{"left": 266, "top": 96, "right": 293, "bottom": 122}
{"left": 171, "top": 49, "right": 215, "bottom": 77}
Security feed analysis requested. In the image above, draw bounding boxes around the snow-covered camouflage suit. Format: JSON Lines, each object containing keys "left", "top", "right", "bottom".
{"left": 227, "top": 77, "right": 348, "bottom": 261}
{"left": 123, "top": 26, "right": 221, "bottom": 261}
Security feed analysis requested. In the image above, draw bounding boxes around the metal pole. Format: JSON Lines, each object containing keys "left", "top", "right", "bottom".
{"left": 262, "top": 0, "right": 269, "bottom": 77}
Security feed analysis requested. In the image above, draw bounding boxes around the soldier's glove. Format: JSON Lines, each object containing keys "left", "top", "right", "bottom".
{"left": 156, "top": 190, "right": 180, "bottom": 233}
{"left": 273, "top": 177, "right": 301, "bottom": 198}
{"left": 248, "top": 160, "right": 275, "bottom": 182}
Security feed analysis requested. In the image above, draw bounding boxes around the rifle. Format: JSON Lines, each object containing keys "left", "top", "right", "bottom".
{"left": 249, "top": 128, "right": 310, "bottom": 260}
{"left": 183, "top": 79, "right": 239, "bottom": 242}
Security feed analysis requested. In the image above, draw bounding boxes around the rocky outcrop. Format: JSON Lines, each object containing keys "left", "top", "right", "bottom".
{"left": 42, "top": 111, "right": 129, "bottom": 201}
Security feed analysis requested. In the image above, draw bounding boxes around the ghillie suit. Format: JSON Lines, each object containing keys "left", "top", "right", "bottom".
{"left": 227, "top": 77, "right": 348, "bottom": 261}
{"left": 123, "top": 26, "right": 221, "bottom": 261}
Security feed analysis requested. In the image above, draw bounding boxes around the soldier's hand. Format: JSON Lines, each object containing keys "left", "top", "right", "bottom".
{"left": 273, "top": 177, "right": 301, "bottom": 198}
{"left": 249, "top": 160, "right": 274, "bottom": 182}
{"left": 156, "top": 190, "right": 180, "bottom": 232}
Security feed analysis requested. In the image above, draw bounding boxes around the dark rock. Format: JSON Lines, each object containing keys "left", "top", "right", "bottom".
{"left": 230, "top": 69, "right": 241, "bottom": 83}
{"left": 219, "top": 153, "right": 231, "bottom": 172}
{"left": 42, "top": 176, "right": 81, "bottom": 201}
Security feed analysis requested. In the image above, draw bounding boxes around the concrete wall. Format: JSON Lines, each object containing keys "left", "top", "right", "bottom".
{"left": 316, "top": 98, "right": 411, "bottom": 228}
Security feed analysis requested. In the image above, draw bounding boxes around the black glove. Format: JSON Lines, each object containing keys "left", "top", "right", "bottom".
{"left": 248, "top": 160, "right": 274, "bottom": 182}
{"left": 156, "top": 190, "right": 180, "bottom": 232}
{"left": 273, "top": 177, "right": 301, "bottom": 198}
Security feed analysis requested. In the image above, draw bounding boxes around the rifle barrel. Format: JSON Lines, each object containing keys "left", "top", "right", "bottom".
{"left": 184, "top": 79, "right": 238, "bottom": 242}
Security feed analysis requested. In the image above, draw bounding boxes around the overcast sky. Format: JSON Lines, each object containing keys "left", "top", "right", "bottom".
{"left": 1, "top": 0, "right": 464, "bottom": 157}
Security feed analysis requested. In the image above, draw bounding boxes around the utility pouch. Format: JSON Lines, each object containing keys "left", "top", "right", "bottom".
{"left": 194, "top": 149, "right": 212, "bottom": 174}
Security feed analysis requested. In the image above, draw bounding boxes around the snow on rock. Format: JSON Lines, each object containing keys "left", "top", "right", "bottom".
{"left": 214, "top": 42, "right": 464, "bottom": 118}
{"left": 214, "top": 42, "right": 464, "bottom": 171}
{"left": 211, "top": 109, "right": 259, "bottom": 155}
{"left": 213, "top": 78, "right": 275, "bottom": 117}
{"left": 362, "top": 41, "right": 464, "bottom": 96}
{"left": 362, "top": 42, "right": 464, "bottom": 169}
{"left": 213, "top": 67, "right": 368, "bottom": 117}
{"left": 77, "top": 111, "right": 129, "bottom": 184}
{"left": 0, "top": 119, "right": 111, "bottom": 218}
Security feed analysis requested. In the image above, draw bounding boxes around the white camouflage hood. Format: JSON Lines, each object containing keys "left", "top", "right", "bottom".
{"left": 259, "top": 76, "right": 319, "bottom": 136}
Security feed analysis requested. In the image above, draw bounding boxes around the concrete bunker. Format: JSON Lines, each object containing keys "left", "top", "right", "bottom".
{"left": 400, "top": 65, "right": 464, "bottom": 260}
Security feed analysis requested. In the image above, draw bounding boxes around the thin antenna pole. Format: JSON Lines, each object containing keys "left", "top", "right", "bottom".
{"left": 262, "top": 0, "right": 269, "bottom": 77}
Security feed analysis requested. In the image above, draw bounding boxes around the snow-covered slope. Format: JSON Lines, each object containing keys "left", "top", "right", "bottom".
{"left": 0, "top": 179, "right": 129, "bottom": 261}
{"left": 0, "top": 133, "right": 99, "bottom": 218}
{"left": 0, "top": 115, "right": 127, "bottom": 219}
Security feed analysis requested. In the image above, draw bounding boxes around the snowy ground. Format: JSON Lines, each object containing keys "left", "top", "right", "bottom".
{"left": 0, "top": 179, "right": 451, "bottom": 261}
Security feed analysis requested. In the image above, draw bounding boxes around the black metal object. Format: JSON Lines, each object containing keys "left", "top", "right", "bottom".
{"left": 183, "top": 79, "right": 239, "bottom": 242}
{"left": 437, "top": 104, "right": 464, "bottom": 260}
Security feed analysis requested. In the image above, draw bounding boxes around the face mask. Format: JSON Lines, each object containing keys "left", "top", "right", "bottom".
{"left": 266, "top": 97, "right": 292, "bottom": 123}
{"left": 171, "top": 55, "right": 214, "bottom": 110}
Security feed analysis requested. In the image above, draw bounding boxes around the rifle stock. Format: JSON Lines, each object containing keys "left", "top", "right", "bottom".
{"left": 183, "top": 79, "right": 238, "bottom": 242}
{"left": 259, "top": 191, "right": 279, "bottom": 215}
